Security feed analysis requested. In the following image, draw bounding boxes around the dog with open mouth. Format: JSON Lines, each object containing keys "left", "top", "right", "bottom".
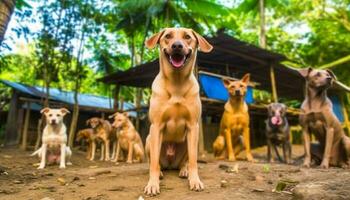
{"left": 143, "top": 27, "right": 212, "bottom": 196}
{"left": 265, "top": 103, "right": 292, "bottom": 164}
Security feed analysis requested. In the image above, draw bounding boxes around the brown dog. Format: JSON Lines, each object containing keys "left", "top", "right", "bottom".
{"left": 86, "top": 117, "right": 112, "bottom": 161}
{"left": 76, "top": 128, "right": 96, "bottom": 160}
{"left": 144, "top": 28, "right": 212, "bottom": 195}
{"left": 299, "top": 68, "right": 350, "bottom": 168}
{"left": 110, "top": 112, "right": 145, "bottom": 163}
{"left": 213, "top": 74, "right": 254, "bottom": 162}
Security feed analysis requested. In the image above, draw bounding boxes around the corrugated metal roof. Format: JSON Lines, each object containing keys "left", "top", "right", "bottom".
{"left": 0, "top": 80, "right": 136, "bottom": 116}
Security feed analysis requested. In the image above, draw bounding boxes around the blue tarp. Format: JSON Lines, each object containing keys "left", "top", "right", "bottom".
{"left": 1, "top": 80, "right": 137, "bottom": 116}
{"left": 329, "top": 95, "right": 344, "bottom": 122}
{"left": 199, "top": 74, "right": 254, "bottom": 104}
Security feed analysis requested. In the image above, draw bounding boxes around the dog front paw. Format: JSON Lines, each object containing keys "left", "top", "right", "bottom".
{"left": 246, "top": 154, "right": 255, "bottom": 162}
{"left": 179, "top": 166, "right": 188, "bottom": 178}
{"left": 144, "top": 179, "right": 160, "bottom": 196}
{"left": 37, "top": 165, "right": 45, "bottom": 170}
{"left": 228, "top": 155, "right": 236, "bottom": 162}
{"left": 59, "top": 165, "right": 66, "bottom": 169}
{"left": 320, "top": 159, "right": 329, "bottom": 169}
{"left": 189, "top": 176, "right": 204, "bottom": 191}
{"left": 126, "top": 160, "right": 132, "bottom": 164}
{"left": 303, "top": 157, "right": 311, "bottom": 168}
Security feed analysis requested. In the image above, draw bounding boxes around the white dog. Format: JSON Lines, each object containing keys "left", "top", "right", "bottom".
{"left": 31, "top": 107, "right": 72, "bottom": 169}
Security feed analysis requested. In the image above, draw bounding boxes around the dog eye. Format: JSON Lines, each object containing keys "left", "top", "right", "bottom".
{"left": 49, "top": 114, "right": 52, "bottom": 117}
{"left": 240, "top": 84, "right": 243, "bottom": 88}
{"left": 165, "top": 34, "right": 171, "bottom": 39}
{"left": 57, "top": 114, "right": 61, "bottom": 117}
{"left": 184, "top": 34, "right": 191, "bottom": 40}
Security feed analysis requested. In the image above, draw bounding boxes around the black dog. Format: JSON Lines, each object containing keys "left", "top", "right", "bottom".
{"left": 265, "top": 103, "right": 292, "bottom": 164}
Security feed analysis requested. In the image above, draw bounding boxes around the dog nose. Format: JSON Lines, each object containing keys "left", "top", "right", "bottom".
{"left": 172, "top": 41, "right": 183, "bottom": 50}
{"left": 235, "top": 90, "right": 240, "bottom": 96}
{"left": 51, "top": 119, "right": 56, "bottom": 124}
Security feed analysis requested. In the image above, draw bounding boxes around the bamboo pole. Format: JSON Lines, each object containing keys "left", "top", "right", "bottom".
{"left": 319, "top": 55, "right": 350, "bottom": 69}
{"left": 21, "top": 102, "right": 31, "bottom": 150}
{"left": 35, "top": 118, "right": 43, "bottom": 150}
{"left": 270, "top": 65, "right": 278, "bottom": 103}
{"left": 113, "top": 84, "right": 120, "bottom": 110}
{"left": 340, "top": 95, "right": 350, "bottom": 135}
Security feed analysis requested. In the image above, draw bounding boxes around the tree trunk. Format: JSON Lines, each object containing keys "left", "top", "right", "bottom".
{"left": 259, "top": 0, "right": 266, "bottom": 48}
{"left": 0, "top": 0, "right": 16, "bottom": 45}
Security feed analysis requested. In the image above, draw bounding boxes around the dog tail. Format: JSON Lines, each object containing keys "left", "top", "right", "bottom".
{"left": 30, "top": 148, "right": 41, "bottom": 157}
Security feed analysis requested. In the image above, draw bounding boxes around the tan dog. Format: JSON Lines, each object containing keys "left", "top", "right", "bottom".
{"left": 31, "top": 108, "right": 72, "bottom": 169}
{"left": 110, "top": 112, "right": 144, "bottom": 163}
{"left": 213, "top": 74, "right": 254, "bottom": 162}
{"left": 144, "top": 28, "right": 213, "bottom": 196}
{"left": 86, "top": 117, "right": 112, "bottom": 161}
{"left": 299, "top": 68, "right": 350, "bottom": 168}
{"left": 76, "top": 128, "right": 97, "bottom": 160}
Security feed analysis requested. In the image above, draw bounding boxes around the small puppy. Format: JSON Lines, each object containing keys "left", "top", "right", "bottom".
{"left": 86, "top": 117, "right": 112, "bottom": 161}
{"left": 110, "top": 112, "right": 145, "bottom": 163}
{"left": 76, "top": 128, "right": 96, "bottom": 160}
{"left": 299, "top": 68, "right": 350, "bottom": 168}
{"left": 213, "top": 74, "right": 254, "bottom": 162}
{"left": 265, "top": 103, "right": 292, "bottom": 164}
{"left": 32, "top": 108, "right": 72, "bottom": 169}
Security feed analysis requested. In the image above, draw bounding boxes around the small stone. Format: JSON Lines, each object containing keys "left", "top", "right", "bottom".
{"left": 40, "top": 197, "right": 55, "bottom": 200}
{"left": 13, "top": 180, "right": 23, "bottom": 184}
{"left": 57, "top": 177, "right": 66, "bottom": 185}
{"left": 138, "top": 196, "right": 145, "bottom": 200}
{"left": 108, "top": 186, "right": 125, "bottom": 191}
{"left": 252, "top": 188, "right": 264, "bottom": 192}
{"left": 220, "top": 180, "right": 228, "bottom": 188}
{"left": 88, "top": 177, "right": 96, "bottom": 180}
{"left": 255, "top": 175, "right": 264, "bottom": 183}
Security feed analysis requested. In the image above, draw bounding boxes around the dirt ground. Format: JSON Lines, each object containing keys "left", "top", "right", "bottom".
{"left": 0, "top": 145, "right": 349, "bottom": 200}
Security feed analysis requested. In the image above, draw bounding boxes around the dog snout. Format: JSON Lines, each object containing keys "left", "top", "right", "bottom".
{"left": 171, "top": 41, "right": 183, "bottom": 51}
{"left": 235, "top": 90, "right": 241, "bottom": 96}
{"left": 51, "top": 119, "right": 57, "bottom": 124}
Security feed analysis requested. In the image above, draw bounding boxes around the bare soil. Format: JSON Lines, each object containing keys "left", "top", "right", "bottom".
{"left": 0, "top": 145, "right": 349, "bottom": 200}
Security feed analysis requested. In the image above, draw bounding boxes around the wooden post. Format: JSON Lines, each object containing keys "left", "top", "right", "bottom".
{"left": 5, "top": 90, "right": 19, "bottom": 146}
{"left": 135, "top": 88, "right": 143, "bottom": 131}
{"left": 198, "top": 119, "right": 206, "bottom": 158}
{"left": 120, "top": 97, "right": 124, "bottom": 112}
{"left": 113, "top": 85, "right": 120, "bottom": 110}
{"left": 270, "top": 65, "right": 278, "bottom": 103}
{"left": 340, "top": 95, "right": 350, "bottom": 135}
{"left": 101, "top": 112, "right": 105, "bottom": 119}
{"left": 35, "top": 118, "right": 43, "bottom": 150}
{"left": 21, "top": 102, "right": 31, "bottom": 150}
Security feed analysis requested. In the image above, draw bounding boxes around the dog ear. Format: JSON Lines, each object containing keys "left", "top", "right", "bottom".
{"left": 145, "top": 29, "right": 165, "bottom": 49}
{"left": 192, "top": 30, "right": 213, "bottom": 53}
{"left": 108, "top": 112, "right": 118, "bottom": 119}
{"left": 123, "top": 112, "right": 128, "bottom": 117}
{"left": 326, "top": 69, "right": 337, "bottom": 81}
{"left": 298, "top": 67, "right": 313, "bottom": 78}
{"left": 241, "top": 73, "right": 250, "bottom": 84}
{"left": 222, "top": 78, "right": 231, "bottom": 88}
{"left": 60, "top": 108, "right": 70, "bottom": 115}
{"left": 86, "top": 119, "right": 90, "bottom": 126}
{"left": 40, "top": 107, "right": 50, "bottom": 114}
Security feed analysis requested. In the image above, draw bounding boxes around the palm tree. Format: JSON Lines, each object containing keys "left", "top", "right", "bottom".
{"left": 0, "top": 0, "right": 16, "bottom": 45}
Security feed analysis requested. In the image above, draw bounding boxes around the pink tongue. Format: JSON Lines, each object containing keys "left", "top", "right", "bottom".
{"left": 271, "top": 116, "right": 282, "bottom": 125}
{"left": 170, "top": 56, "right": 185, "bottom": 68}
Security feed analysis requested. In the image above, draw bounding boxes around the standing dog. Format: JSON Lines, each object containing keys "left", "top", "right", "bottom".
{"left": 213, "top": 74, "right": 254, "bottom": 162}
{"left": 265, "top": 103, "right": 292, "bottom": 164}
{"left": 76, "top": 128, "right": 96, "bottom": 160}
{"left": 299, "top": 68, "right": 350, "bottom": 168}
{"left": 144, "top": 28, "right": 213, "bottom": 196}
{"left": 32, "top": 108, "right": 72, "bottom": 169}
{"left": 86, "top": 117, "right": 112, "bottom": 161}
{"left": 110, "top": 112, "right": 145, "bottom": 163}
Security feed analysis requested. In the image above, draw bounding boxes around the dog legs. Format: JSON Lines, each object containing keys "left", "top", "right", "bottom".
{"left": 187, "top": 123, "right": 204, "bottom": 191}
{"left": 59, "top": 143, "right": 66, "bottom": 169}
{"left": 111, "top": 141, "right": 116, "bottom": 160}
{"left": 38, "top": 144, "right": 47, "bottom": 169}
{"left": 283, "top": 141, "right": 292, "bottom": 164}
{"left": 90, "top": 141, "right": 96, "bottom": 161}
{"left": 267, "top": 139, "right": 274, "bottom": 163}
{"left": 320, "top": 128, "right": 334, "bottom": 169}
{"left": 224, "top": 129, "right": 235, "bottom": 161}
{"left": 126, "top": 141, "right": 134, "bottom": 163}
{"left": 105, "top": 140, "right": 110, "bottom": 161}
{"left": 144, "top": 124, "right": 162, "bottom": 196}
{"left": 100, "top": 143, "right": 105, "bottom": 161}
{"left": 302, "top": 127, "right": 311, "bottom": 168}
{"left": 243, "top": 127, "right": 254, "bottom": 162}
{"left": 112, "top": 142, "right": 121, "bottom": 162}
